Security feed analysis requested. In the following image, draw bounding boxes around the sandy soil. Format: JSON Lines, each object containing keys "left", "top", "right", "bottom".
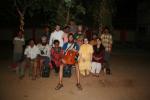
{"left": 0, "top": 51, "right": 150, "bottom": 100}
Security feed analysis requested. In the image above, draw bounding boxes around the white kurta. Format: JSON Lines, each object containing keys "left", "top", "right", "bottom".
{"left": 49, "top": 30, "right": 64, "bottom": 47}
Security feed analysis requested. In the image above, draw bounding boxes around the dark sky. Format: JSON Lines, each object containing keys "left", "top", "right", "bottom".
{"left": 113, "top": 0, "right": 138, "bottom": 29}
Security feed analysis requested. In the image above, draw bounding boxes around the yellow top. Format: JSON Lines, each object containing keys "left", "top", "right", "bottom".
{"left": 78, "top": 44, "right": 93, "bottom": 76}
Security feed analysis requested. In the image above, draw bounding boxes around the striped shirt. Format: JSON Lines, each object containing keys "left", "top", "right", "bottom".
{"left": 100, "top": 33, "right": 113, "bottom": 52}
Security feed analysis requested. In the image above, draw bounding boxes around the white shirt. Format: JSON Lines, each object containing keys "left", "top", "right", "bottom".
{"left": 49, "top": 30, "right": 64, "bottom": 47}
{"left": 24, "top": 45, "right": 40, "bottom": 60}
{"left": 13, "top": 37, "right": 25, "bottom": 42}
{"left": 37, "top": 44, "right": 50, "bottom": 57}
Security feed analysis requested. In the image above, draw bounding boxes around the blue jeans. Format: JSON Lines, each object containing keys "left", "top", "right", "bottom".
{"left": 41, "top": 56, "right": 50, "bottom": 67}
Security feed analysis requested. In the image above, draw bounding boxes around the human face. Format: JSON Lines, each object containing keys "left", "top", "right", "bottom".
{"left": 97, "top": 38, "right": 101, "bottom": 45}
{"left": 55, "top": 25, "right": 60, "bottom": 31}
{"left": 41, "top": 36, "right": 47, "bottom": 44}
{"left": 30, "top": 40, "right": 35, "bottom": 47}
{"left": 78, "top": 25, "right": 82, "bottom": 32}
{"left": 18, "top": 31, "right": 23, "bottom": 38}
{"left": 69, "top": 21, "right": 74, "bottom": 25}
{"left": 84, "top": 38, "right": 88, "bottom": 44}
{"left": 64, "top": 27, "right": 69, "bottom": 33}
{"left": 104, "top": 29, "right": 109, "bottom": 34}
{"left": 68, "top": 35, "right": 74, "bottom": 42}
{"left": 54, "top": 42, "right": 59, "bottom": 48}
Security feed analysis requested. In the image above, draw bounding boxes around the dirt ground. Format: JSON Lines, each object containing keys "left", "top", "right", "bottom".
{"left": 0, "top": 48, "right": 150, "bottom": 100}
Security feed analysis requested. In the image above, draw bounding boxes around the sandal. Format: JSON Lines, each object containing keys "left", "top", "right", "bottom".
{"left": 55, "top": 83, "right": 63, "bottom": 90}
{"left": 76, "top": 83, "right": 83, "bottom": 90}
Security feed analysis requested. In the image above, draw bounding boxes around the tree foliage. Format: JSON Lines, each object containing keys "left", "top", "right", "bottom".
{"left": 0, "top": 0, "right": 116, "bottom": 29}
{"left": 56, "top": 0, "right": 86, "bottom": 26}
{"left": 13, "top": 0, "right": 86, "bottom": 29}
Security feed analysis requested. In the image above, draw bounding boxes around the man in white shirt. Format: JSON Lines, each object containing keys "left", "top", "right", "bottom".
{"left": 18, "top": 39, "right": 40, "bottom": 80}
{"left": 49, "top": 25, "right": 64, "bottom": 47}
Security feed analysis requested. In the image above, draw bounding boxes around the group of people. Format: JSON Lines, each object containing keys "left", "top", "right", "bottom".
{"left": 12, "top": 21, "right": 113, "bottom": 90}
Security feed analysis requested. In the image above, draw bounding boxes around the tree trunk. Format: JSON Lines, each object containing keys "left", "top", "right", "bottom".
{"left": 66, "top": 7, "right": 70, "bottom": 25}
{"left": 99, "top": 0, "right": 112, "bottom": 29}
{"left": 17, "top": 8, "right": 25, "bottom": 32}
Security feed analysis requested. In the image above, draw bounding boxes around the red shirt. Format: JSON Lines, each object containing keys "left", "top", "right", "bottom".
{"left": 51, "top": 47, "right": 63, "bottom": 67}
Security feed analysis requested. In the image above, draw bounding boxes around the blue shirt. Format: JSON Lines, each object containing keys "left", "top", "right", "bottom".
{"left": 62, "top": 42, "right": 79, "bottom": 53}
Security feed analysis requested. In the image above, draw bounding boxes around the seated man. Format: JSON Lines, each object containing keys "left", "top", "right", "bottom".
{"left": 18, "top": 39, "right": 40, "bottom": 80}
{"left": 37, "top": 35, "right": 50, "bottom": 77}
{"left": 55, "top": 33, "right": 82, "bottom": 90}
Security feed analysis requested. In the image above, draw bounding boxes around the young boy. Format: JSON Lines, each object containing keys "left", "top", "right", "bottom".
{"left": 50, "top": 40, "right": 63, "bottom": 73}
{"left": 12, "top": 30, "right": 25, "bottom": 70}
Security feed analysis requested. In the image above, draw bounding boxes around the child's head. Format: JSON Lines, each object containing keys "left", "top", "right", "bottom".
{"left": 53, "top": 40, "right": 60, "bottom": 48}
{"left": 102, "top": 26, "right": 110, "bottom": 34}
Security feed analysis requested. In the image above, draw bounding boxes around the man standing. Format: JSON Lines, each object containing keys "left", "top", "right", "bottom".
{"left": 12, "top": 30, "right": 25, "bottom": 70}
{"left": 100, "top": 26, "right": 113, "bottom": 75}
{"left": 49, "top": 25, "right": 64, "bottom": 47}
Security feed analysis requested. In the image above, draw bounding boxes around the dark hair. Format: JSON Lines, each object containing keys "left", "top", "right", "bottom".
{"left": 96, "top": 37, "right": 102, "bottom": 41}
{"left": 55, "top": 24, "right": 61, "bottom": 27}
{"left": 28, "top": 38, "right": 36, "bottom": 44}
{"left": 102, "top": 26, "right": 110, "bottom": 33}
{"left": 63, "top": 26, "right": 70, "bottom": 30}
{"left": 53, "top": 39, "right": 60, "bottom": 44}
{"left": 68, "top": 33, "right": 74, "bottom": 38}
{"left": 94, "top": 38, "right": 105, "bottom": 52}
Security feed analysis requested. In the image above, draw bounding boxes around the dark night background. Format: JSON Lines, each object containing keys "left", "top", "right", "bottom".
{"left": 0, "top": 0, "right": 140, "bottom": 29}
{"left": 0, "top": 0, "right": 150, "bottom": 49}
